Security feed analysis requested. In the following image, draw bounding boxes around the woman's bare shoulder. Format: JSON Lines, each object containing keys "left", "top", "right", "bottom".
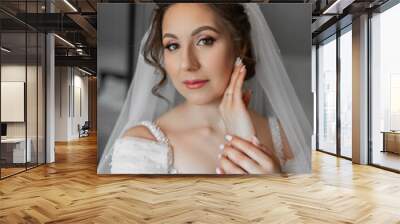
{"left": 122, "top": 125, "right": 157, "bottom": 142}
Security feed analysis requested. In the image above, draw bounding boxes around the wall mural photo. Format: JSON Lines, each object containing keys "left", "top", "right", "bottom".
{"left": 97, "top": 2, "right": 313, "bottom": 175}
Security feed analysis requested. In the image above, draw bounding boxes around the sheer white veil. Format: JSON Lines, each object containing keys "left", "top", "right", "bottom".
{"left": 98, "top": 3, "right": 312, "bottom": 174}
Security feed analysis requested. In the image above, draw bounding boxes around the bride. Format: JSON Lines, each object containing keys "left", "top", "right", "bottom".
{"left": 97, "top": 3, "right": 312, "bottom": 174}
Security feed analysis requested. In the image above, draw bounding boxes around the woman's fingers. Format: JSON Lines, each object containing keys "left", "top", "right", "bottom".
{"left": 225, "top": 57, "right": 243, "bottom": 97}
{"left": 220, "top": 57, "right": 245, "bottom": 117}
{"left": 233, "top": 65, "right": 246, "bottom": 101}
{"left": 222, "top": 145, "right": 262, "bottom": 174}
{"left": 219, "top": 155, "right": 247, "bottom": 174}
{"left": 224, "top": 135, "right": 279, "bottom": 173}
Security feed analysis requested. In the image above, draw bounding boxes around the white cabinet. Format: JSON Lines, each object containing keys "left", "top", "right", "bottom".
{"left": 1, "top": 138, "right": 32, "bottom": 163}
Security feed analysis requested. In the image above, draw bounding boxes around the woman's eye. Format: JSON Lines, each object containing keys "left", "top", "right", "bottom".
{"left": 165, "top": 43, "right": 179, "bottom": 51}
{"left": 197, "top": 37, "right": 215, "bottom": 46}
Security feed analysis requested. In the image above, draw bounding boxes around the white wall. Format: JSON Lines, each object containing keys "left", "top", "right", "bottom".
{"left": 55, "top": 66, "right": 69, "bottom": 141}
{"left": 72, "top": 72, "right": 89, "bottom": 138}
{"left": 55, "top": 67, "right": 89, "bottom": 141}
{"left": 1, "top": 63, "right": 46, "bottom": 163}
{"left": 1, "top": 65, "right": 40, "bottom": 138}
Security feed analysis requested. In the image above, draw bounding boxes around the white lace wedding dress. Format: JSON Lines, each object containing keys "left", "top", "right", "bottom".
{"left": 110, "top": 117, "right": 287, "bottom": 174}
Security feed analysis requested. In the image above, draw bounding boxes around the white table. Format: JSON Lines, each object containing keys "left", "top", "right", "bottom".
{"left": 1, "top": 138, "right": 32, "bottom": 163}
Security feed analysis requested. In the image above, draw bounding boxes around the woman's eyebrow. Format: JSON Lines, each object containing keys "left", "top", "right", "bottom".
{"left": 191, "top": 25, "right": 220, "bottom": 36}
{"left": 162, "top": 25, "right": 220, "bottom": 40}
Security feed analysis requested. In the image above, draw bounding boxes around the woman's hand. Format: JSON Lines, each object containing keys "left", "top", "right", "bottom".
{"left": 219, "top": 57, "right": 255, "bottom": 141}
{"left": 216, "top": 135, "right": 281, "bottom": 174}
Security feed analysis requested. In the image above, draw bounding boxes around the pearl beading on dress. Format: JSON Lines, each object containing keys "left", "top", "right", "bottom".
{"left": 139, "top": 121, "right": 178, "bottom": 174}
{"left": 140, "top": 121, "right": 169, "bottom": 145}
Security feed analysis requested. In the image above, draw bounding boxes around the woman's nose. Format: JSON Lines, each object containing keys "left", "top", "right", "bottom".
{"left": 180, "top": 45, "right": 200, "bottom": 72}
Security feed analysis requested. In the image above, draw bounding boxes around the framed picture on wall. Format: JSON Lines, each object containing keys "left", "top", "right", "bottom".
{"left": 1, "top": 81, "right": 25, "bottom": 122}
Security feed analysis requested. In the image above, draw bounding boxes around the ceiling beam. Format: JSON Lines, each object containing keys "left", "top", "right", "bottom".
{"left": 322, "top": 0, "right": 356, "bottom": 14}
{"left": 55, "top": 55, "right": 96, "bottom": 70}
{"left": 67, "top": 13, "right": 97, "bottom": 41}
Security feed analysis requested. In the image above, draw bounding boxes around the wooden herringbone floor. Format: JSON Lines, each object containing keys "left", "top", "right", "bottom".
{"left": 1, "top": 134, "right": 400, "bottom": 224}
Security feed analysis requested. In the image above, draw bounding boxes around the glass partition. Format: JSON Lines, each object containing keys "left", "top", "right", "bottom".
{"left": 317, "top": 35, "right": 337, "bottom": 155}
{"left": 1, "top": 30, "right": 28, "bottom": 178}
{"left": 27, "top": 30, "right": 38, "bottom": 169}
{"left": 27, "top": 0, "right": 38, "bottom": 170}
{"left": 38, "top": 32, "right": 45, "bottom": 165}
{"left": 0, "top": 1, "right": 46, "bottom": 179}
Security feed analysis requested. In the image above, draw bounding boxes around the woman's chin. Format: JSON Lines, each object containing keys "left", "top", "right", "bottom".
{"left": 184, "top": 93, "right": 220, "bottom": 105}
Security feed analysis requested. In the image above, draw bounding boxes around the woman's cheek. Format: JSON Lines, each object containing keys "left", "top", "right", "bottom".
{"left": 213, "top": 71, "right": 231, "bottom": 97}
{"left": 210, "top": 54, "right": 235, "bottom": 92}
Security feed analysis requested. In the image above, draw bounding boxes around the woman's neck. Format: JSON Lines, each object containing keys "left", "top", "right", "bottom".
{"left": 181, "top": 99, "right": 225, "bottom": 132}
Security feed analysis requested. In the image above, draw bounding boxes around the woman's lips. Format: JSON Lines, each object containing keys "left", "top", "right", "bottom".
{"left": 183, "top": 79, "right": 209, "bottom": 89}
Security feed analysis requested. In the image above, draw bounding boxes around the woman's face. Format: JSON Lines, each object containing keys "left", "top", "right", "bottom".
{"left": 162, "top": 3, "right": 236, "bottom": 105}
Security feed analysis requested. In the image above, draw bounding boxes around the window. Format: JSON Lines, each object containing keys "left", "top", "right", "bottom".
{"left": 339, "top": 27, "right": 352, "bottom": 158}
{"left": 318, "top": 35, "right": 337, "bottom": 154}
{"left": 370, "top": 2, "right": 400, "bottom": 171}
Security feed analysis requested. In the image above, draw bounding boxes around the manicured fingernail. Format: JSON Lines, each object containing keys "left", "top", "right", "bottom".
{"left": 219, "top": 144, "right": 224, "bottom": 151}
{"left": 224, "top": 134, "right": 233, "bottom": 142}
{"left": 235, "top": 57, "right": 242, "bottom": 66}
{"left": 240, "top": 65, "right": 246, "bottom": 73}
{"left": 251, "top": 135, "right": 261, "bottom": 146}
{"left": 216, "top": 168, "right": 221, "bottom": 174}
